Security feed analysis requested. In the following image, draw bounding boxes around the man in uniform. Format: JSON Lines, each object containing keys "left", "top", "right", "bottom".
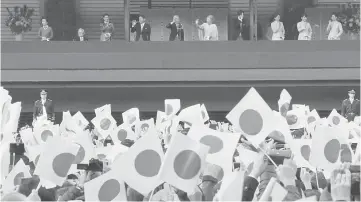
{"left": 33, "top": 90, "right": 55, "bottom": 124}
{"left": 341, "top": 89, "right": 360, "bottom": 122}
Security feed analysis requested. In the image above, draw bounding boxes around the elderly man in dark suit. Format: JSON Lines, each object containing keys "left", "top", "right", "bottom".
{"left": 131, "top": 15, "right": 151, "bottom": 41}
{"left": 33, "top": 90, "right": 55, "bottom": 123}
{"left": 166, "top": 15, "right": 184, "bottom": 41}
{"left": 341, "top": 89, "right": 360, "bottom": 122}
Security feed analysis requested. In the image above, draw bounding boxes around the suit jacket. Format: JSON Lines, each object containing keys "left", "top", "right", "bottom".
{"left": 341, "top": 98, "right": 360, "bottom": 121}
{"left": 33, "top": 99, "right": 55, "bottom": 121}
{"left": 73, "top": 36, "right": 88, "bottom": 41}
{"left": 130, "top": 22, "right": 151, "bottom": 41}
{"left": 232, "top": 17, "right": 248, "bottom": 40}
{"left": 165, "top": 22, "right": 184, "bottom": 41}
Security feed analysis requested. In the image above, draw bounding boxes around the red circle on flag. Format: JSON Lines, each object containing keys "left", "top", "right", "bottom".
{"left": 100, "top": 118, "right": 111, "bottom": 130}
{"left": 34, "top": 155, "right": 40, "bottom": 165}
{"left": 52, "top": 153, "right": 76, "bottom": 177}
{"left": 199, "top": 135, "right": 223, "bottom": 154}
{"left": 286, "top": 114, "right": 298, "bottom": 125}
{"left": 201, "top": 111, "right": 206, "bottom": 120}
{"left": 134, "top": 149, "right": 162, "bottom": 177}
{"left": 13, "top": 172, "right": 24, "bottom": 186}
{"left": 98, "top": 179, "right": 121, "bottom": 201}
{"left": 332, "top": 116, "right": 340, "bottom": 125}
{"left": 117, "top": 129, "right": 128, "bottom": 141}
{"left": 173, "top": 150, "right": 201, "bottom": 180}
{"left": 239, "top": 109, "right": 263, "bottom": 135}
{"left": 280, "top": 103, "right": 290, "bottom": 117}
{"left": 166, "top": 104, "right": 173, "bottom": 116}
{"left": 324, "top": 139, "right": 340, "bottom": 163}
{"left": 300, "top": 145, "right": 311, "bottom": 161}
{"left": 307, "top": 116, "right": 316, "bottom": 124}
{"left": 41, "top": 130, "right": 53, "bottom": 142}
{"left": 140, "top": 123, "right": 150, "bottom": 131}
{"left": 73, "top": 143, "right": 86, "bottom": 164}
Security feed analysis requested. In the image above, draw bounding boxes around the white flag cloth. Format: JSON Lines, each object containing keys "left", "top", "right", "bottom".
{"left": 72, "top": 111, "right": 89, "bottom": 130}
{"left": 25, "top": 144, "right": 43, "bottom": 167}
{"left": 1, "top": 99, "right": 12, "bottom": 134}
{"left": 34, "top": 136, "right": 79, "bottom": 186}
{"left": 236, "top": 144, "right": 258, "bottom": 172}
{"left": 70, "top": 131, "right": 95, "bottom": 164}
{"left": 278, "top": 89, "right": 292, "bottom": 117}
{"left": 84, "top": 169, "right": 127, "bottom": 202}
{"left": 177, "top": 104, "right": 204, "bottom": 127}
{"left": 135, "top": 118, "right": 155, "bottom": 138}
{"left": 187, "top": 124, "right": 240, "bottom": 176}
{"left": 348, "top": 121, "right": 360, "bottom": 140}
{"left": 0, "top": 143, "right": 11, "bottom": 181}
{"left": 155, "top": 110, "right": 167, "bottom": 132}
{"left": 3, "top": 102, "right": 21, "bottom": 134}
{"left": 60, "top": 111, "right": 83, "bottom": 138}
{"left": 112, "top": 133, "right": 164, "bottom": 195}
{"left": 95, "top": 104, "right": 111, "bottom": 116}
{"left": 158, "top": 132, "right": 209, "bottom": 193}
{"left": 226, "top": 87, "right": 274, "bottom": 146}
{"left": 309, "top": 126, "right": 353, "bottom": 171}
{"left": 107, "top": 143, "right": 129, "bottom": 164}
{"left": 91, "top": 113, "right": 117, "bottom": 139}
{"left": 122, "top": 108, "right": 140, "bottom": 126}
{"left": 327, "top": 109, "right": 347, "bottom": 127}
{"left": 110, "top": 124, "right": 136, "bottom": 144}
{"left": 216, "top": 169, "right": 245, "bottom": 201}
{"left": 19, "top": 128, "right": 37, "bottom": 146}
{"left": 289, "top": 139, "right": 314, "bottom": 169}
{"left": 33, "top": 124, "right": 60, "bottom": 144}
{"left": 165, "top": 99, "right": 181, "bottom": 118}
{"left": 269, "top": 111, "right": 293, "bottom": 144}
{"left": 306, "top": 109, "right": 321, "bottom": 135}
{"left": 286, "top": 108, "right": 306, "bottom": 129}
{"left": 2, "top": 159, "right": 31, "bottom": 194}
{"left": 200, "top": 104, "right": 210, "bottom": 123}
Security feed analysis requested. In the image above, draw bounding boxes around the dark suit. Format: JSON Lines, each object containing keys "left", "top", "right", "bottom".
{"left": 341, "top": 98, "right": 360, "bottom": 122}
{"left": 73, "top": 36, "right": 88, "bottom": 41}
{"left": 33, "top": 99, "right": 55, "bottom": 121}
{"left": 130, "top": 22, "right": 151, "bottom": 41}
{"left": 232, "top": 18, "right": 248, "bottom": 40}
{"left": 165, "top": 22, "right": 184, "bottom": 41}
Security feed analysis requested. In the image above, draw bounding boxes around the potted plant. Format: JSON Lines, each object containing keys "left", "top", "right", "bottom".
{"left": 5, "top": 5, "right": 34, "bottom": 41}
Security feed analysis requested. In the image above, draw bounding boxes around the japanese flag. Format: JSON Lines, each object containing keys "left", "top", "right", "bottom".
{"left": 187, "top": 124, "right": 240, "bottom": 177}
{"left": 200, "top": 104, "right": 210, "bottom": 122}
{"left": 25, "top": 144, "right": 43, "bottom": 167}
{"left": 158, "top": 132, "right": 209, "bottom": 193}
{"left": 2, "top": 159, "right": 31, "bottom": 194}
{"left": 289, "top": 139, "right": 314, "bottom": 169}
{"left": 177, "top": 104, "right": 203, "bottom": 127}
{"left": 70, "top": 131, "right": 95, "bottom": 164}
{"left": 278, "top": 89, "right": 292, "bottom": 117}
{"left": 216, "top": 169, "right": 245, "bottom": 201}
{"left": 33, "top": 124, "right": 59, "bottom": 144}
{"left": 122, "top": 108, "right": 140, "bottom": 126}
{"left": 269, "top": 111, "right": 293, "bottom": 144}
{"left": 84, "top": 169, "right": 127, "bottom": 202}
{"left": 226, "top": 87, "right": 274, "bottom": 146}
{"left": 95, "top": 104, "right": 111, "bottom": 116}
{"left": 309, "top": 126, "right": 353, "bottom": 171}
{"left": 91, "top": 113, "right": 117, "bottom": 139}
{"left": 348, "top": 121, "right": 360, "bottom": 140}
{"left": 112, "top": 132, "right": 164, "bottom": 195}
{"left": 107, "top": 143, "right": 129, "bottom": 164}
{"left": 1, "top": 98, "right": 12, "bottom": 133}
{"left": 3, "top": 102, "right": 21, "bottom": 134}
{"left": 34, "top": 136, "right": 79, "bottom": 186}
{"left": 60, "top": 112, "right": 82, "bottom": 137}
{"left": 19, "top": 128, "right": 37, "bottom": 146}
{"left": 236, "top": 144, "right": 259, "bottom": 173}
{"left": 110, "top": 124, "right": 137, "bottom": 144}
{"left": 328, "top": 109, "right": 347, "bottom": 127}
{"left": 306, "top": 109, "right": 320, "bottom": 134}
{"left": 135, "top": 118, "right": 155, "bottom": 138}
{"left": 165, "top": 99, "right": 181, "bottom": 118}
{"left": 72, "top": 111, "right": 89, "bottom": 130}
{"left": 155, "top": 110, "right": 167, "bottom": 131}
{"left": 286, "top": 108, "right": 306, "bottom": 129}
{"left": 0, "top": 143, "right": 10, "bottom": 181}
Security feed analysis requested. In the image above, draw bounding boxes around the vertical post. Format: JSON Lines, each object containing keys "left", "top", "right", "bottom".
{"left": 254, "top": 0, "right": 257, "bottom": 41}
{"left": 148, "top": 0, "right": 151, "bottom": 9}
{"left": 249, "top": 0, "right": 254, "bottom": 41}
{"left": 39, "top": 0, "right": 46, "bottom": 17}
{"left": 124, "top": 0, "right": 130, "bottom": 41}
{"left": 75, "top": 0, "right": 81, "bottom": 30}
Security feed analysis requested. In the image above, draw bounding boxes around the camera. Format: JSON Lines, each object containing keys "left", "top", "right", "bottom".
{"left": 77, "top": 158, "right": 103, "bottom": 172}
{"left": 268, "top": 148, "right": 292, "bottom": 165}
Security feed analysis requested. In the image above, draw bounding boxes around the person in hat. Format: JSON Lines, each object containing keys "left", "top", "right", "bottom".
{"left": 33, "top": 90, "right": 55, "bottom": 123}
{"left": 341, "top": 90, "right": 360, "bottom": 122}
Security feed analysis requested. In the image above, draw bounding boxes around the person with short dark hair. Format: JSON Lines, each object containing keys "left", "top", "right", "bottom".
{"left": 233, "top": 10, "right": 247, "bottom": 40}
{"left": 131, "top": 15, "right": 151, "bottom": 41}
{"left": 100, "top": 14, "right": 114, "bottom": 41}
{"left": 341, "top": 89, "right": 360, "bottom": 122}
{"left": 271, "top": 13, "right": 285, "bottom": 40}
{"left": 297, "top": 13, "right": 312, "bottom": 40}
{"left": 327, "top": 12, "right": 343, "bottom": 40}
{"left": 38, "top": 17, "right": 53, "bottom": 41}
{"left": 33, "top": 89, "right": 55, "bottom": 123}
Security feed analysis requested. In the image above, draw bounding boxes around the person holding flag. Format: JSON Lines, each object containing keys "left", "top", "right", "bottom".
{"left": 33, "top": 90, "right": 55, "bottom": 124}
{"left": 341, "top": 90, "right": 360, "bottom": 122}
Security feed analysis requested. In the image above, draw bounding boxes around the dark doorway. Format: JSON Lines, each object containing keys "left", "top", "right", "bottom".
{"left": 46, "top": 0, "right": 76, "bottom": 41}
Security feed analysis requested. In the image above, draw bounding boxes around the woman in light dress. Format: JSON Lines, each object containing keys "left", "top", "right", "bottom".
{"left": 100, "top": 13, "right": 114, "bottom": 41}
{"left": 327, "top": 12, "right": 343, "bottom": 40}
{"left": 297, "top": 13, "right": 312, "bottom": 40}
{"left": 271, "top": 13, "right": 285, "bottom": 41}
{"left": 195, "top": 15, "right": 219, "bottom": 41}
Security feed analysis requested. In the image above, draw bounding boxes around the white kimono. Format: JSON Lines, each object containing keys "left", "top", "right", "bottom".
{"left": 327, "top": 21, "right": 343, "bottom": 40}
{"left": 271, "top": 21, "right": 285, "bottom": 41}
{"left": 297, "top": 21, "right": 312, "bottom": 40}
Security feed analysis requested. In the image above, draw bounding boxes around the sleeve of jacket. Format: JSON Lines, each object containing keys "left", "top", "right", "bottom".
{"left": 304, "top": 189, "right": 320, "bottom": 200}
{"left": 49, "top": 100, "right": 55, "bottom": 120}
{"left": 341, "top": 100, "right": 346, "bottom": 116}
{"left": 242, "top": 176, "right": 259, "bottom": 201}
{"left": 130, "top": 24, "right": 137, "bottom": 33}
{"left": 257, "top": 165, "right": 277, "bottom": 200}
{"left": 33, "top": 101, "right": 38, "bottom": 120}
{"left": 57, "top": 186, "right": 83, "bottom": 201}
{"left": 283, "top": 185, "right": 302, "bottom": 201}
{"left": 166, "top": 23, "right": 172, "bottom": 29}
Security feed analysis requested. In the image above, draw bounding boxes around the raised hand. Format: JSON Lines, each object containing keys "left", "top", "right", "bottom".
{"left": 300, "top": 168, "right": 312, "bottom": 189}
{"left": 331, "top": 164, "right": 351, "bottom": 201}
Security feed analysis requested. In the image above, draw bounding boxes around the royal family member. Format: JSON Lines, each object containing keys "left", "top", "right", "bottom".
{"left": 166, "top": 15, "right": 184, "bottom": 41}
{"left": 131, "top": 15, "right": 151, "bottom": 41}
{"left": 297, "top": 13, "right": 312, "bottom": 40}
{"left": 33, "top": 90, "right": 55, "bottom": 123}
{"left": 327, "top": 12, "right": 343, "bottom": 40}
{"left": 195, "top": 15, "right": 219, "bottom": 41}
{"left": 38, "top": 17, "right": 53, "bottom": 41}
{"left": 341, "top": 89, "right": 360, "bottom": 122}
{"left": 100, "top": 14, "right": 114, "bottom": 41}
{"left": 271, "top": 13, "right": 285, "bottom": 41}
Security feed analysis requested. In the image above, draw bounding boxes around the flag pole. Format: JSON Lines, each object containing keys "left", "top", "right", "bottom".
{"left": 259, "top": 147, "right": 278, "bottom": 168}
{"left": 148, "top": 187, "right": 156, "bottom": 202}
{"left": 315, "top": 167, "right": 320, "bottom": 190}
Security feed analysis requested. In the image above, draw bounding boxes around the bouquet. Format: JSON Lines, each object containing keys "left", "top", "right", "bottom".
{"left": 339, "top": 3, "right": 360, "bottom": 35}
{"left": 5, "top": 5, "right": 34, "bottom": 35}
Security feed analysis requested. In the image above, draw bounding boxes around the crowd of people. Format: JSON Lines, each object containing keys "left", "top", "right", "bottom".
{"left": 36, "top": 10, "right": 346, "bottom": 42}
{"left": 0, "top": 86, "right": 360, "bottom": 201}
